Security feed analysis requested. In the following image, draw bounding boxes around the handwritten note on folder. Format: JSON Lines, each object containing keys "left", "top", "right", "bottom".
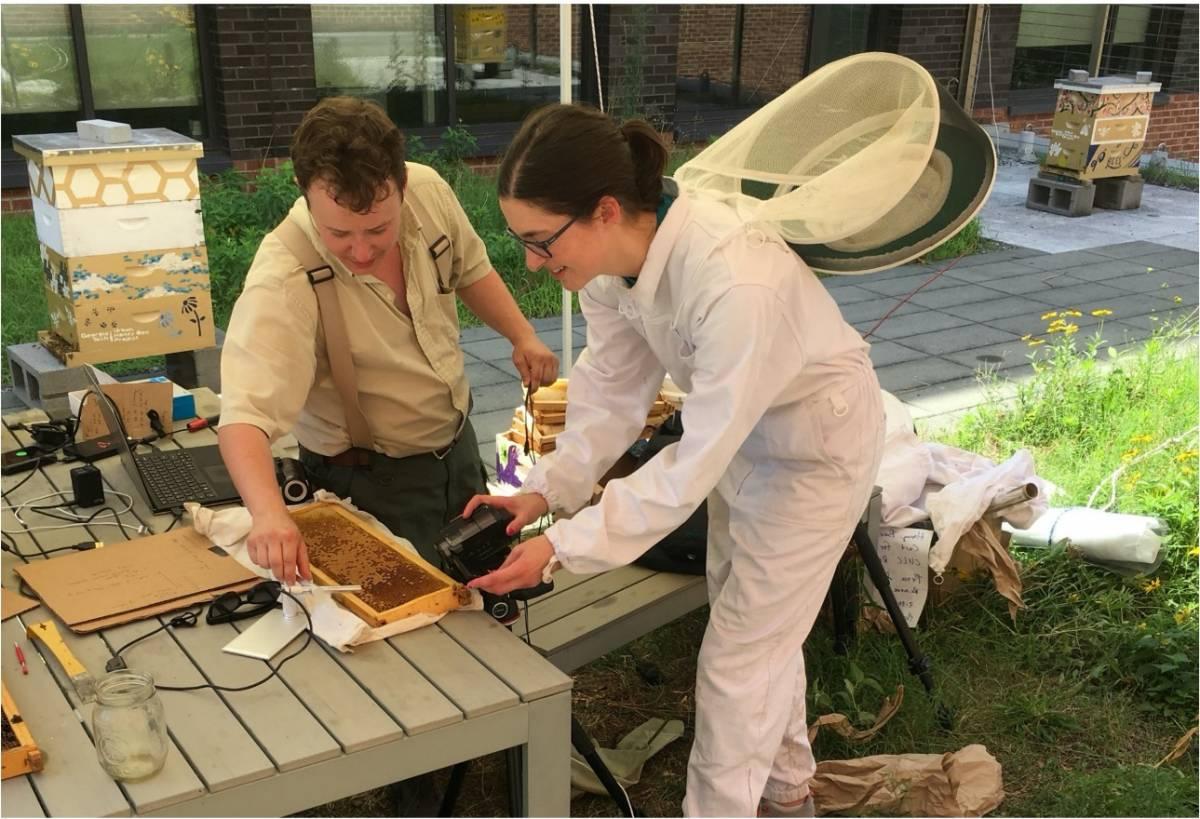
{"left": 865, "top": 526, "right": 935, "bottom": 628}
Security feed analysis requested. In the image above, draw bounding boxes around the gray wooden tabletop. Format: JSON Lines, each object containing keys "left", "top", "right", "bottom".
{"left": 1, "top": 406, "right": 572, "bottom": 818}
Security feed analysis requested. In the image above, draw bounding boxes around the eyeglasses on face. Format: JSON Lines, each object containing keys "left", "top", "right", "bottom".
{"left": 206, "top": 581, "right": 282, "bottom": 625}
{"left": 505, "top": 214, "right": 579, "bottom": 259}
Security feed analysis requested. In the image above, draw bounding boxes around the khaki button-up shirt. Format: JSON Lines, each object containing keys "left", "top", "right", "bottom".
{"left": 219, "top": 163, "right": 492, "bottom": 457}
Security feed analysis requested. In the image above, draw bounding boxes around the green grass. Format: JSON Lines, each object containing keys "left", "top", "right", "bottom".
{"left": 1141, "top": 163, "right": 1200, "bottom": 192}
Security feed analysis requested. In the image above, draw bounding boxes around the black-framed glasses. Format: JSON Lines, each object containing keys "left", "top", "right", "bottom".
{"left": 505, "top": 215, "right": 579, "bottom": 259}
{"left": 206, "top": 581, "right": 282, "bottom": 625}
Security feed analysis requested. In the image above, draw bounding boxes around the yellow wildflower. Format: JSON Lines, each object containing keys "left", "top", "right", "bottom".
{"left": 1130, "top": 434, "right": 1154, "bottom": 444}
{"left": 1021, "top": 334, "right": 1032, "bottom": 341}
{"left": 1121, "top": 449, "right": 1140, "bottom": 462}
{"left": 1041, "top": 311, "right": 1058, "bottom": 320}
{"left": 1136, "top": 621, "right": 1147, "bottom": 630}
{"left": 1182, "top": 465, "right": 1195, "bottom": 476}
{"left": 1027, "top": 338, "right": 1046, "bottom": 347}
{"left": 1063, "top": 323, "right": 1079, "bottom": 335}
{"left": 1091, "top": 308, "right": 1113, "bottom": 317}
{"left": 1174, "top": 296, "right": 1183, "bottom": 304}
{"left": 1188, "top": 546, "right": 1200, "bottom": 558}
{"left": 1141, "top": 578, "right": 1161, "bottom": 593}
{"left": 1063, "top": 309, "right": 1082, "bottom": 317}
{"left": 1176, "top": 449, "right": 1198, "bottom": 462}
{"left": 1175, "top": 606, "right": 1195, "bottom": 625}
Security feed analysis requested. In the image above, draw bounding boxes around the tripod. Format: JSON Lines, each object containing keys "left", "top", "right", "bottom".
{"left": 828, "top": 487, "right": 954, "bottom": 729}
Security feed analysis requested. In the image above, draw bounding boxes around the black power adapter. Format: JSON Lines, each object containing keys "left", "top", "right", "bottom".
{"left": 70, "top": 464, "right": 105, "bottom": 508}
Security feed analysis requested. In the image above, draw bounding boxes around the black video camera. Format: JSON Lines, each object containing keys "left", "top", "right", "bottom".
{"left": 432, "top": 504, "right": 554, "bottom": 623}
{"left": 274, "top": 457, "right": 312, "bottom": 504}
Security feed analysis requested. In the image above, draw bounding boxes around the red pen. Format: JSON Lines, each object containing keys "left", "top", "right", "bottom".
{"left": 14, "top": 642, "right": 28, "bottom": 675}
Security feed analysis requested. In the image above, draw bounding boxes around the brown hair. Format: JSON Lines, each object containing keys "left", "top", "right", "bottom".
{"left": 498, "top": 104, "right": 669, "bottom": 218}
{"left": 290, "top": 97, "right": 407, "bottom": 213}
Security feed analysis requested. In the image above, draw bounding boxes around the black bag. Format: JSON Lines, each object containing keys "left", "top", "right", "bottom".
{"left": 630, "top": 414, "right": 707, "bottom": 576}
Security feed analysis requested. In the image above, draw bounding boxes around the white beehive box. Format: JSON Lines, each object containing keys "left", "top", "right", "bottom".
{"left": 14, "top": 127, "right": 214, "bottom": 364}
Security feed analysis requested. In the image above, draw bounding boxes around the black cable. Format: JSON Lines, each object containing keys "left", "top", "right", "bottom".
{"left": 107, "top": 590, "right": 315, "bottom": 694}
{"left": 0, "top": 461, "right": 45, "bottom": 498}
{"left": 108, "top": 608, "right": 204, "bottom": 662}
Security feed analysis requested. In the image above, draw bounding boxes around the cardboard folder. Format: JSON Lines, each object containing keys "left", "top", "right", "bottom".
{"left": 14, "top": 527, "right": 259, "bottom": 633}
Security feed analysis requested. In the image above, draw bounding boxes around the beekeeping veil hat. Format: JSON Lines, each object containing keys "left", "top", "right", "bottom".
{"left": 673, "top": 52, "right": 996, "bottom": 275}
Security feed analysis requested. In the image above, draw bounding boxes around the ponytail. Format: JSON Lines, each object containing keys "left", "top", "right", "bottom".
{"left": 500, "top": 103, "right": 668, "bottom": 218}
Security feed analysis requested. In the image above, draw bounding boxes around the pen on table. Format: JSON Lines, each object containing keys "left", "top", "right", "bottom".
{"left": 14, "top": 641, "right": 28, "bottom": 674}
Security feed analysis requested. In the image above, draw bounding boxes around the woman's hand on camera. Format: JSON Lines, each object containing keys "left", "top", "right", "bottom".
{"left": 468, "top": 535, "right": 557, "bottom": 596}
{"left": 246, "top": 508, "right": 312, "bottom": 585}
{"left": 463, "top": 492, "right": 549, "bottom": 536}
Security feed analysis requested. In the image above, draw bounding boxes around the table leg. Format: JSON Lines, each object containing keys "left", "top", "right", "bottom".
{"left": 520, "top": 690, "right": 571, "bottom": 817}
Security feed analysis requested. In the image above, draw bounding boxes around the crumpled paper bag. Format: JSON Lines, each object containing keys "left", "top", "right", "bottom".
{"left": 185, "top": 490, "right": 481, "bottom": 651}
{"left": 953, "top": 518, "right": 1024, "bottom": 621}
{"left": 808, "top": 686, "right": 904, "bottom": 745}
{"left": 570, "top": 718, "right": 685, "bottom": 798}
{"left": 812, "top": 744, "right": 1004, "bottom": 817}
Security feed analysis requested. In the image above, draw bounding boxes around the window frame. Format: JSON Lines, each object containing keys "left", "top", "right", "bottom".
{"left": 1, "top": 4, "right": 228, "bottom": 191}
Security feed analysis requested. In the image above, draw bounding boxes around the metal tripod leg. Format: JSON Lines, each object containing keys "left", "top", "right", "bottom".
{"left": 850, "top": 487, "right": 953, "bottom": 728}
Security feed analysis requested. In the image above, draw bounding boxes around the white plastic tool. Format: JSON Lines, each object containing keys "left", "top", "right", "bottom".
{"left": 222, "top": 583, "right": 362, "bottom": 661}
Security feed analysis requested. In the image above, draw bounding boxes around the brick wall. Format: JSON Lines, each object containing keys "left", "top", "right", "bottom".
{"left": 597, "top": 5, "right": 681, "bottom": 129}
{"left": 677, "top": 5, "right": 737, "bottom": 85}
{"left": 739, "top": 5, "right": 810, "bottom": 100}
{"left": 891, "top": 4, "right": 969, "bottom": 90}
{"left": 209, "top": 4, "right": 317, "bottom": 162}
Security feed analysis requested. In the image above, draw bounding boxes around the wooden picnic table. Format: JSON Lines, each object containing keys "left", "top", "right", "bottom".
{"left": 0, "top": 400, "right": 572, "bottom": 818}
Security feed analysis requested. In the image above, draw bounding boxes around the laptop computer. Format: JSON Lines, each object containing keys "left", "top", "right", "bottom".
{"left": 85, "top": 374, "right": 241, "bottom": 514}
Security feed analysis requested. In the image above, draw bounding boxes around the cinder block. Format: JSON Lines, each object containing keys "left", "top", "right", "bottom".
{"left": 5, "top": 342, "right": 94, "bottom": 415}
{"left": 1094, "top": 175, "right": 1144, "bottom": 210}
{"left": 165, "top": 327, "right": 225, "bottom": 391}
{"left": 1026, "top": 175, "right": 1095, "bottom": 217}
{"left": 76, "top": 119, "right": 132, "bottom": 144}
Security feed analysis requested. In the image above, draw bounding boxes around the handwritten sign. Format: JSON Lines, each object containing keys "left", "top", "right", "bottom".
{"left": 865, "top": 526, "right": 934, "bottom": 628}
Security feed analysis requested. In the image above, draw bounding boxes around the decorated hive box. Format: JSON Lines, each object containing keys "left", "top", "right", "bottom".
{"left": 13, "top": 127, "right": 213, "bottom": 365}
{"left": 1044, "top": 73, "right": 1162, "bottom": 181}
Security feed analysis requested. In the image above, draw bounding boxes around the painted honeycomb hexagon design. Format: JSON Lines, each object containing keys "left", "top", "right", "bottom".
{"left": 59, "top": 159, "right": 199, "bottom": 209}
{"left": 26, "top": 160, "right": 55, "bottom": 204}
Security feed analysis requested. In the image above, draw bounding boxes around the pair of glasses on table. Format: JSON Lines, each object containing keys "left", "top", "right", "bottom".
{"left": 206, "top": 581, "right": 281, "bottom": 625}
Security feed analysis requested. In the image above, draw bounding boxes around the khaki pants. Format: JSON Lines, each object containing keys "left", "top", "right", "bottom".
{"left": 298, "top": 419, "right": 488, "bottom": 564}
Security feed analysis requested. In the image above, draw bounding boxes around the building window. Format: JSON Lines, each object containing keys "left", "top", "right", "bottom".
{"left": 312, "top": 4, "right": 447, "bottom": 129}
{"left": 81, "top": 5, "right": 205, "bottom": 137}
{"left": 1011, "top": 4, "right": 1099, "bottom": 90}
{"left": 312, "top": 4, "right": 580, "bottom": 135}
{"left": 1, "top": 4, "right": 83, "bottom": 137}
{"left": 1, "top": 3, "right": 208, "bottom": 152}
{"left": 1101, "top": 4, "right": 1189, "bottom": 91}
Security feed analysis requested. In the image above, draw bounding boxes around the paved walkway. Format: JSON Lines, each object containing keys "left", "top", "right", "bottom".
{"left": 459, "top": 239, "right": 1198, "bottom": 475}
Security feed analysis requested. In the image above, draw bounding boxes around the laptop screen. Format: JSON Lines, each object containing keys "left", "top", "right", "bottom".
{"left": 82, "top": 370, "right": 141, "bottom": 488}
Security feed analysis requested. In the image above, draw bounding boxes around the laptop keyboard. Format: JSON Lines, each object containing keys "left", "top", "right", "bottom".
{"left": 135, "top": 449, "right": 217, "bottom": 507}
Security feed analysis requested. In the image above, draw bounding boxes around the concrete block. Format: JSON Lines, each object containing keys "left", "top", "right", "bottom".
{"left": 76, "top": 119, "right": 132, "bottom": 144}
{"left": 1026, "top": 175, "right": 1095, "bottom": 217}
{"left": 1094, "top": 175, "right": 1144, "bottom": 210}
{"left": 165, "top": 327, "right": 224, "bottom": 391}
{"left": 5, "top": 342, "right": 95, "bottom": 415}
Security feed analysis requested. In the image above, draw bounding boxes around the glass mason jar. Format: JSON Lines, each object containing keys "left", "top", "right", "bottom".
{"left": 91, "top": 671, "right": 168, "bottom": 781}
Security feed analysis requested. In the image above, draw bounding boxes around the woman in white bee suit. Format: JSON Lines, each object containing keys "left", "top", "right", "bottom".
{"left": 466, "top": 103, "right": 884, "bottom": 818}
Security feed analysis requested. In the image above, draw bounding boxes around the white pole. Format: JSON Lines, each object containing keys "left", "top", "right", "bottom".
{"left": 559, "top": 3, "right": 573, "bottom": 376}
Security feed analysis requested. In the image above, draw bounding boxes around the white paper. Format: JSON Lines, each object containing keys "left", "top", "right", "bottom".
{"left": 865, "top": 526, "right": 934, "bottom": 628}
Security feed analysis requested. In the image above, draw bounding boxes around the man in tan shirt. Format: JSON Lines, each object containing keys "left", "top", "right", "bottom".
{"left": 218, "top": 97, "right": 558, "bottom": 585}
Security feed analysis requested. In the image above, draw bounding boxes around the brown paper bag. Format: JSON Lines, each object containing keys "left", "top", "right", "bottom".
{"left": 812, "top": 743, "right": 1004, "bottom": 816}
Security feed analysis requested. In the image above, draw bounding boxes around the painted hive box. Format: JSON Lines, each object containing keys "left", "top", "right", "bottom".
{"left": 40, "top": 244, "right": 214, "bottom": 365}
{"left": 1044, "top": 77, "right": 1161, "bottom": 181}
{"left": 290, "top": 502, "right": 469, "bottom": 627}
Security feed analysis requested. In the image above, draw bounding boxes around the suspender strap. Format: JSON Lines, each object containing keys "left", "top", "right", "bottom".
{"left": 270, "top": 220, "right": 374, "bottom": 451}
{"left": 405, "top": 191, "right": 454, "bottom": 294}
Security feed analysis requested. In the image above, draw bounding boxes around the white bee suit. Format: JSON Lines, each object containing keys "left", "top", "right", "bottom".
{"left": 522, "top": 181, "right": 885, "bottom": 816}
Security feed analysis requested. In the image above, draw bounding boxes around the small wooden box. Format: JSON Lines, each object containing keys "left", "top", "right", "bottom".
{"left": 290, "top": 502, "right": 469, "bottom": 627}
{"left": 2, "top": 683, "right": 43, "bottom": 781}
